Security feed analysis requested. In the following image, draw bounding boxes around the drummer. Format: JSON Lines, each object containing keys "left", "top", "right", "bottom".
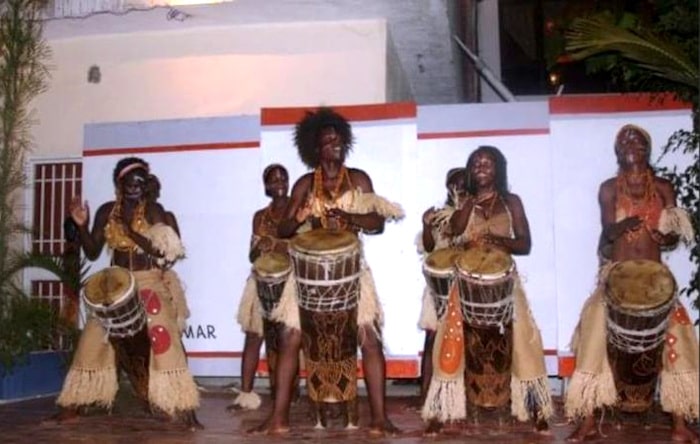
{"left": 250, "top": 107, "right": 404, "bottom": 436}
{"left": 229, "top": 163, "right": 291, "bottom": 410}
{"left": 565, "top": 125, "right": 698, "bottom": 443}
{"left": 50, "top": 157, "right": 201, "bottom": 429}
{"left": 416, "top": 167, "right": 466, "bottom": 403}
{"left": 421, "top": 145, "right": 553, "bottom": 434}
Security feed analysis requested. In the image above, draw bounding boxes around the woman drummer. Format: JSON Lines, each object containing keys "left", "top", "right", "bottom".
{"left": 52, "top": 157, "right": 201, "bottom": 429}
{"left": 421, "top": 145, "right": 552, "bottom": 435}
{"left": 229, "top": 163, "right": 292, "bottom": 410}
{"left": 251, "top": 107, "right": 403, "bottom": 436}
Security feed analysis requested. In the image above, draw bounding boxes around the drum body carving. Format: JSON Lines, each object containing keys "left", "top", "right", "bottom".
{"left": 605, "top": 260, "right": 676, "bottom": 413}
{"left": 253, "top": 252, "right": 292, "bottom": 395}
{"left": 455, "top": 246, "right": 515, "bottom": 409}
{"left": 83, "top": 266, "right": 150, "bottom": 402}
{"left": 423, "top": 247, "right": 463, "bottom": 321}
{"left": 289, "top": 229, "right": 361, "bottom": 406}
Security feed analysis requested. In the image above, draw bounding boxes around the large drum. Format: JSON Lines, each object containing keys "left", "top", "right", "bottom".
{"left": 605, "top": 259, "right": 676, "bottom": 413}
{"left": 83, "top": 266, "right": 150, "bottom": 402}
{"left": 455, "top": 246, "right": 516, "bottom": 409}
{"left": 253, "top": 252, "right": 292, "bottom": 396}
{"left": 423, "top": 247, "right": 462, "bottom": 320}
{"left": 289, "top": 229, "right": 361, "bottom": 405}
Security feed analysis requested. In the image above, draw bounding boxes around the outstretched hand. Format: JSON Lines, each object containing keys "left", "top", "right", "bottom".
{"left": 69, "top": 196, "right": 89, "bottom": 227}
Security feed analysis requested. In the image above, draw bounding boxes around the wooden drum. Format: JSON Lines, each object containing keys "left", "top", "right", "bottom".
{"left": 289, "top": 229, "right": 362, "bottom": 404}
{"left": 605, "top": 259, "right": 676, "bottom": 413}
{"left": 455, "top": 246, "right": 516, "bottom": 409}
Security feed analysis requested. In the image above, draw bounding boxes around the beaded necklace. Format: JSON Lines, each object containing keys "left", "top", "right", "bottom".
{"left": 313, "top": 165, "right": 350, "bottom": 229}
{"left": 616, "top": 168, "right": 661, "bottom": 242}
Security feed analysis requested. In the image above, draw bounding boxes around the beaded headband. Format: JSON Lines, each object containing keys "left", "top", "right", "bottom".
{"left": 116, "top": 162, "right": 149, "bottom": 181}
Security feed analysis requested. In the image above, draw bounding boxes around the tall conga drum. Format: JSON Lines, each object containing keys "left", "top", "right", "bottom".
{"left": 605, "top": 259, "right": 676, "bottom": 413}
{"left": 253, "top": 252, "right": 292, "bottom": 395}
{"left": 289, "top": 229, "right": 362, "bottom": 408}
{"left": 455, "top": 246, "right": 516, "bottom": 409}
{"left": 423, "top": 247, "right": 463, "bottom": 321}
{"left": 83, "top": 266, "right": 150, "bottom": 402}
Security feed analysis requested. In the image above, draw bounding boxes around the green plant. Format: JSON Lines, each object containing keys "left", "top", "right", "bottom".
{"left": 0, "top": 0, "right": 57, "bottom": 371}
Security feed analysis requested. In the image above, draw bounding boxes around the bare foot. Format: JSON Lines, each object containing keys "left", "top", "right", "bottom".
{"left": 42, "top": 409, "right": 79, "bottom": 425}
{"left": 246, "top": 418, "right": 290, "bottom": 435}
{"left": 566, "top": 417, "right": 599, "bottom": 442}
{"left": 671, "top": 423, "right": 700, "bottom": 443}
{"left": 369, "top": 419, "right": 401, "bottom": 437}
{"left": 179, "top": 410, "right": 204, "bottom": 431}
{"left": 423, "top": 419, "right": 443, "bottom": 437}
{"left": 535, "top": 417, "right": 552, "bottom": 435}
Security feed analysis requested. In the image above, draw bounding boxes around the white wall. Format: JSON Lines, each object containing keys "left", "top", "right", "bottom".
{"left": 34, "top": 19, "right": 387, "bottom": 159}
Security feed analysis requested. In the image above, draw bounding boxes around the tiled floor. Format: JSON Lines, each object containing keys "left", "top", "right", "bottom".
{"left": 1, "top": 381, "right": 697, "bottom": 443}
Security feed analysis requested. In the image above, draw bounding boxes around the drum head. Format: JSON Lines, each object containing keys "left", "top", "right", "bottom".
{"left": 290, "top": 228, "right": 359, "bottom": 255}
{"left": 254, "top": 252, "right": 291, "bottom": 278}
{"left": 606, "top": 260, "right": 676, "bottom": 310}
{"left": 84, "top": 266, "right": 134, "bottom": 306}
{"left": 455, "top": 246, "right": 513, "bottom": 278}
{"left": 424, "top": 248, "right": 462, "bottom": 274}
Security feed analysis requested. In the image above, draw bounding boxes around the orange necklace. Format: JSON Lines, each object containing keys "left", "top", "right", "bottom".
{"left": 616, "top": 169, "right": 661, "bottom": 242}
{"left": 313, "top": 166, "right": 350, "bottom": 229}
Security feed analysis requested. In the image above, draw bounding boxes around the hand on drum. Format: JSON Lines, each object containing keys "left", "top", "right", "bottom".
{"left": 326, "top": 208, "right": 354, "bottom": 230}
{"left": 482, "top": 234, "right": 510, "bottom": 252}
{"left": 69, "top": 196, "right": 89, "bottom": 227}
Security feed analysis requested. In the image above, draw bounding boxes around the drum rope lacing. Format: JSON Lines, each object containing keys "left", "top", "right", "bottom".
{"left": 91, "top": 300, "right": 147, "bottom": 341}
{"left": 291, "top": 250, "right": 361, "bottom": 312}
{"left": 605, "top": 299, "right": 676, "bottom": 353}
{"left": 256, "top": 273, "right": 289, "bottom": 318}
{"left": 460, "top": 292, "right": 514, "bottom": 334}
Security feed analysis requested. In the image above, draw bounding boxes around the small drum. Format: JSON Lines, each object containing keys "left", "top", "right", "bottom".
{"left": 455, "top": 246, "right": 516, "bottom": 409}
{"left": 253, "top": 252, "right": 292, "bottom": 397}
{"left": 83, "top": 266, "right": 146, "bottom": 338}
{"left": 83, "top": 266, "right": 150, "bottom": 402}
{"left": 253, "top": 252, "right": 292, "bottom": 318}
{"left": 422, "top": 248, "right": 462, "bottom": 319}
{"left": 605, "top": 259, "right": 676, "bottom": 413}
{"left": 289, "top": 229, "right": 361, "bottom": 404}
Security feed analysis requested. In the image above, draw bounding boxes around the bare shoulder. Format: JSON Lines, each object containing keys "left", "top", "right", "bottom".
{"left": 653, "top": 175, "right": 674, "bottom": 191}
{"left": 347, "top": 167, "right": 373, "bottom": 190}
{"left": 598, "top": 177, "right": 616, "bottom": 198}
{"left": 654, "top": 175, "right": 676, "bottom": 203}
{"left": 95, "top": 201, "right": 115, "bottom": 217}
{"left": 503, "top": 192, "right": 523, "bottom": 207}
{"left": 293, "top": 172, "right": 314, "bottom": 190}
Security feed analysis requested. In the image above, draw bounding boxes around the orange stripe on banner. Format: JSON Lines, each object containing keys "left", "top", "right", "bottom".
{"left": 549, "top": 93, "right": 691, "bottom": 115}
{"left": 84, "top": 141, "right": 259, "bottom": 156}
{"left": 261, "top": 102, "right": 417, "bottom": 126}
{"left": 418, "top": 128, "right": 549, "bottom": 140}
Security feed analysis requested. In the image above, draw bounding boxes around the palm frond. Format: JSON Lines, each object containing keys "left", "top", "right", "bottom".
{"left": 565, "top": 16, "right": 698, "bottom": 90}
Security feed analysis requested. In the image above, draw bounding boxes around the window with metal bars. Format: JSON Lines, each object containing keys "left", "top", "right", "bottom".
{"left": 30, "top": 161, "right": 82, "bottom": 350}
